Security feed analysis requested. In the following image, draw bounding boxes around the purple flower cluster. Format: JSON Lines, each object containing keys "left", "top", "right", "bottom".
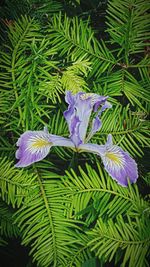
{"left": 15, "top": 91, "right": 138, "bottom": 186}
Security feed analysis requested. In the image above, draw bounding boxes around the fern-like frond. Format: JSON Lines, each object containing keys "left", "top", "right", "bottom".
{"left": 48, "top": 13, "right": 116, "bottom": 78}
{"left": 63, "top": 163, "right": 149, "bottom": 223}
{"left": 0, "top": 16, "right": 42, "bottom": 130}
{"left": 0, "top": 16, "right": 59, "bottom": 131}
{"left": 122, "top": 70, "right": 150, "bottom": 109}
{"left": 0, "top": 200, "right": 20, "bottom": 238}
{"left": 0, "top": 236, "right": 7, "bottom": 247}
{"left": 142, "top": 172, "right": 150, "bottom": 187}
{"left": 14, "top": 164, "right": 84, "bottom": 267}
{"left": 0, "top": 0, "right": 62, "bottom": 20}
{"left": 88, "top": 215, "right": 150, "bottom": 267}
{"left": 47, "top": 109, "right": 68, "bottom": 136}
{"left": 93, "top": 69, "right": 150, "bottom": 110}
{"left": 0, "top": 157, "right": 36, "bottom": 207}
{"left": 61, "top": 59, "right": 91, "bottom": 92}
{"left": 39, "top": 74, "right": 63, "bottom": 104}
{"left": 8, "top": 15, "right": 41, "bottom": 48}
{"left": 29, "top": 0, "right": 62, "bottom": 19}
{"left": 0, "top": 0, "right": 30, "bottom": 19}
{"left": 106, "top": 0, "right": 150, "bottom": 57}
{"left": 0, "top": 135, "right": 15, "bottom": 161}
{"left": 138, "top": 60, "right": 150, "bottom": 113}
{"left": 66, "top": 242, "right": 94, "bottom": 267}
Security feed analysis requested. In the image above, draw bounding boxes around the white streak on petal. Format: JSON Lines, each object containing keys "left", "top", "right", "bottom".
{"left": 26, "top": 134, "right": 52, "bottom": 154}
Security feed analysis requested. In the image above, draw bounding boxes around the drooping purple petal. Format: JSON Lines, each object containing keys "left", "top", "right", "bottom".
{"left": 91, "top": 116, "right": 102, "bottom": 134}
{"left": 15, "top": 130, "right": 52, "bottom": 167}
{"left": 85, "top": 116, "right": 102, "bottom": 142}
{"left": 86, "top": 101, "right": 112, "bottom": 141}
{"left": 15, "top": 129, "right": 75, "bottom": 167}
{"left": 91, "top": 101, "right": 112, "bottom": 136}
{"left": 79, "top": 135, "right": 138, "bottom": 187}
{"left": 93, "top": 96, "right": 109, "bottom": 112}
{"left": 102, "top": 134, "right": 138, "bottom": 186}
{"left": 98, "top": 101, "right": 112, "bottom": 115}
{"left": 101, "top": 143, "right": 138, "bottom": 186}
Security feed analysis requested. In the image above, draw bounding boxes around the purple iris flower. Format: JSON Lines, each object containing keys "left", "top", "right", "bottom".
{"left": 15, "top": 91, "right": 138, "bottom": 186}
{"left": 63, "top": 91, "right": 111, "bottom": 146}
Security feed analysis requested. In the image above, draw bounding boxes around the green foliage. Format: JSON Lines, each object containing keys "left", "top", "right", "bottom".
{"left": 106, "top": 0, "right": 150, "bottom": 56}
{"left": 48, "top": 13, "right": 116, "bottom": 78}
{"left": 0, "top": 0, "right": 150, "bottom": 266}
{"left": 0, "top": 200, "right": 20, "bottom": 238}
{"left": 0, "top": 236, "right": 7, "bottom": 247}
{"left": 1, "top": 160, "right": 86, "bottom": 267}
{"left": 0, "top": 157, "right": 36, "bottom": 208}
{"left": 0, "top": 15, "right": 45, "bottom": 131}
{"left": 39, "top": 59, "right": 91, "bottom": 103}
{"left": 142, "top": 172, "right": 150, "bottom": 187}
{"left": 94, "top": 69, "right": 150, "bottom": 110}
{"left": 88, "top": 216, "right": 150, "bottom": 267}
{"left": 0, "top": 0, "right": 62, "bottom": 20}
{"left": 63, "top": 164, "right": 150, "bottom": 266}
{"left": 63, "top": 163, "right": 149, "bottom": 222}
{"left": 61, "top": 59, "right": 91, "bottom": 92}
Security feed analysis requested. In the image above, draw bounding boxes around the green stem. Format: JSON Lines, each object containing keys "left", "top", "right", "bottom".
{"left": 101, "top": 235, "right": 150, "bottom": 245}
{"left": 68, "top": 151, "right": 78, "bottom": 171}
{"left": 68, "top": 188, "right": 132, "bottom": 203}
{"left": 33, "top": 166, "right": 57, "bottom": 266}
{"left": 11, "top": 19, "right": 33, "bottom": 130}
{"left": 125, "top": 7, "right": 133, "bottom": 64}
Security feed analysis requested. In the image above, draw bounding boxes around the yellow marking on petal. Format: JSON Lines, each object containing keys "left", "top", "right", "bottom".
{"left": 105, "top": 152, "right": 122, "bottom": 165}
{"left": 80, "top": 93, "right": 94, "bottom": 100}
{"left": 31, "top": 139, "right": 51, "bottom": 149}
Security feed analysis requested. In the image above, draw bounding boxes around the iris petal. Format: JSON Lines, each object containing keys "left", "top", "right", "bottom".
{"left": 101, "top": 144, "right": 138, "bottom": 186}
{"left": 64, "top": 91, "right": 109, "bottom": 144}
{"left": 15, "top": 130, "right": 52, "bottom": 167}
{"left": 86, "top": 102, "right": 112, "bottom": 141}
{"left": 15, "top": 129, "right": 75, "bottom": 167}
{"left": 64, "top": 91, "right": 92, "bottom": 145}
{"left": 91, "top": 116, "right": 102, "bottom": 135}
{"left": 98, "top": 101, "right": 112, "bottom": 115}
{"left": 79, "top": 135, "right": 138, "bottom": 187}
